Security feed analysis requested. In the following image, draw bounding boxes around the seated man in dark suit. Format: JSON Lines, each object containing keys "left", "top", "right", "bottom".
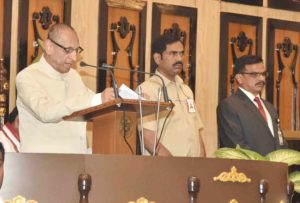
{"left": 217, "top": 55, "right": 287, "bottom": 155}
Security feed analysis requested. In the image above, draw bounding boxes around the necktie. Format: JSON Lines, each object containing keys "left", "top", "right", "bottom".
{"left": 254, "top": 96, "right": 268, "bottom": 123}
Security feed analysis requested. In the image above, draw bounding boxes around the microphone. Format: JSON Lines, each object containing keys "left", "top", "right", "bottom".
{"left": 80, "top": 61, "right": 170, "bottom": 103}
{"left": 80, "top": 61, "right": 119, "bottom": 99}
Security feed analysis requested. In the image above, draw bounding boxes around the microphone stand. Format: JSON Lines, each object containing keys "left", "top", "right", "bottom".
{"left": 80, "top": 61, "right": 119, "bottom": 99}
{"left": 153, "top": 87, "right": 161, "bottom": 156}
{"left": 109, "top": 69, "right": 119, "bottom": 99}
{"left": 80, "top": 61, "right": 170, "bottom": 103}
{"left": 137, "top": 86, "right": 144, "bottom": 155}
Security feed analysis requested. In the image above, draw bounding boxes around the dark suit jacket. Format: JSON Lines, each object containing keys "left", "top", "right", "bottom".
{"left": 217, "top": 89, "right": 287, "bottom": 155}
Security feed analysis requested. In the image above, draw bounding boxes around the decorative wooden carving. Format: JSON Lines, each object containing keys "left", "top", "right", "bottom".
{"left": 32, "top": 6, "right": 59, "bottom": 62}
{"left": 267, "top": 19, "right": 300, "bottom": 132}
{"left": 33, "top": 6, "right": 59, "bottom": 30}
{"left": 229, "top": 31, "right": 253, "bottom": 95}
{"left": 213, "top": 166, "right": 251, "bottom": 183}
{"left": 128, "top": 197, "right": 156, "bottom": 203}
{"left": 219, "top": 13, "right": 262, "bottom": 100}
{"left": 126, "top": 25, "right": 136, "bottom": 89}
{"left": 110, "top": 16, "right": 137, "bottom": 88}
{"left": 17, "top": 0, "right": 71, "bottom": 72}
{"left": 152, "top": 3, "right": 197, "bottom": 93}
{"left": 275, "top": 37, "right": 298, "bottom": 130}
{"left": 117, "top": 16, "right": 130, "bottom": 38}
{"left": 163, "top": 23, "right": 187, "bottom": 46}
{"left": 110, "top": 23, "right": 120, "bottom": 66}
{"left": 97, "top": 1, "right": 146, "bottom": 93}
{"left": 119, "top": 112, "right": 133, "bottom": 138}
{"left": 4, "top": 195, "right": 38, "bottom": 203}
{"left": 163, "top": 23, "right": 188, "bottom": 82}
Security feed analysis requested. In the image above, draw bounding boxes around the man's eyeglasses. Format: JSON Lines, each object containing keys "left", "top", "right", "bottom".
{"left": 48, "top": 38, "right": 84, "bottom": 54}
{"left": 239, "top": 71, "right": 269, "bottom": 78}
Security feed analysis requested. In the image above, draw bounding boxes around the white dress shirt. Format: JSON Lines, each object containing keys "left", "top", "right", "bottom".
{"left": 239, "top": 87, "right": 274, "bottom": 136}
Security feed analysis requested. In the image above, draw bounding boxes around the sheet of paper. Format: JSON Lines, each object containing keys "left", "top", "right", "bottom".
{"left": 119, "top": 84, "right": 144, "bottom": 100}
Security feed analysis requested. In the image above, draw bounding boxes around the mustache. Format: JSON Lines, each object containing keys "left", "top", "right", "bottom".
{"left": 255, "top": 81, "right": 265, "bottom": 86}
{"left": 173, "top": 61, "right": 183, "bottom": 66}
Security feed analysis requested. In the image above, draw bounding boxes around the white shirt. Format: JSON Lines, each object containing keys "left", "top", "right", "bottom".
{"left": 239, "top": 87, "right": 274, "bottom": 136}
{"left": 16, "top": 56, "right": 101, "bottom": 154}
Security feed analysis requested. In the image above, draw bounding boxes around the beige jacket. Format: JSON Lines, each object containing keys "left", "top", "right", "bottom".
{"left": 16, "top": 56, "right": 97, "bottom": 154}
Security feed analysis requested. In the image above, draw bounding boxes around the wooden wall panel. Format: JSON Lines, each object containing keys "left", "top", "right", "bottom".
{"left": 27, "top": 0, "right": 64, "bottom": 64}
{"left": 267, "top": 19, "right": 300, "bottom": 132}
{"left": 98, "top": 1, "right": 146, "bottom": 92}
{"left": 275, "top": 30, "right": 300, "bottom": 131}
{"left": 72, "top": 0, "right": 99, "bottom": 93}
{"left": 152, "top": 3, "right": 197, "bottom": 92}
{"left": 226, "top": 23, "right": 257, "bottom": 95}
{"left": 219, "top": 13, "right": 262, "bottom": 100}
{"left": 106, "top": 7, "right": 140, "bottom": 89}
{"left": 18, "top": 0, "right": 71, "bottom": 72}
{"left": 195, "top": 0, "right": 220, "bottom": 160}
{"left": 160, "top": 14, "right": 190, "bottom": 85}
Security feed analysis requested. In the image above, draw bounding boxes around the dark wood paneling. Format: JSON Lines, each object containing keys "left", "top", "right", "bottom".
{"left": 267, "top": 19, "right": 300, "bottom": 131}
{"left": 63, "top": 0, "right": 72, "bottom": 24}
{"left": 267, "top": 19, "right": 300, "bottom": 103}
{"left": 219, "top": 13, "right": 262, "bottom": 101}
{"left": 17, "top": 0, "right": 72, "bottom": 72}
{"left": 269, "top": 0, "right": 300, "bottom": 12}
{"left": 138, "top": 5, "right": 147, "bottom": 84}
{"left": 18, "top": 0, "right": 29, "bottom": 72}
{"left": 222, "top": 0, "right": 262, "bottom": 6}
{"left": 2, "top": 0, "right": 12, "bottom": 114}
{"left": 3, "top": 0, "right": 12, "bottom": 70}
{"left": 97, "top": 1, "right": 109, "bottom": 92}
{"left": 151, "top": 3, "right": 197, "bottom": 93}
{"left": 97, "top": 2, "right": 147, "bottom": 92}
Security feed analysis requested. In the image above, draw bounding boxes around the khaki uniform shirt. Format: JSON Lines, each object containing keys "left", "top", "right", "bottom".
{"left": 139, "top": 71, "right": 204, "bottom": 157}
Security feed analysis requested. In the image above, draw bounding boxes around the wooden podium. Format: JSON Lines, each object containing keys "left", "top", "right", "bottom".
{"left": 1, "top": 153, "right": 290, "bottom": 203}
{"left": 64, "top": 99, "right": 173, "bottom": 155}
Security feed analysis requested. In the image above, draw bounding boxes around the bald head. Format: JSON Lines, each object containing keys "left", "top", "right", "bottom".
{"left": 44, "top": 23, "right": 81, "bottom": 73}
{"left": 48, "top": 23, "right": 77, "bottom": 42}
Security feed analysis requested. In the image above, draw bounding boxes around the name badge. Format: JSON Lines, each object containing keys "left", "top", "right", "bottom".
{"left": 187, "top": 99, "right": 196, "bottom": 113}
